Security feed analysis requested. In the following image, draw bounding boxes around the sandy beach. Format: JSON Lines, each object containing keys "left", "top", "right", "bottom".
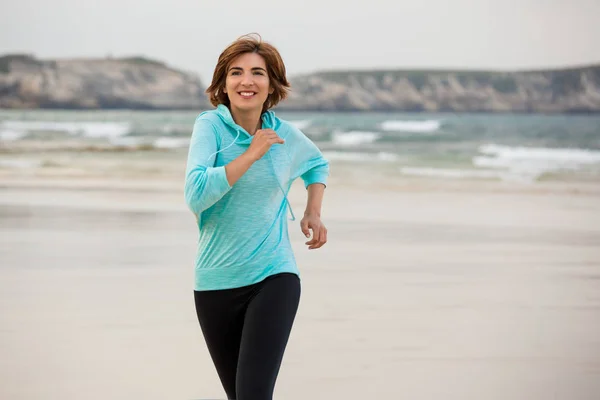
{"left": 1, "top": 172, "right": 600, "bottom": 400}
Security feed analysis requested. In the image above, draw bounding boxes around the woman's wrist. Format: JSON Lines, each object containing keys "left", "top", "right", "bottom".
{"left": 304, "top": 208, "right": 321, "bottom": 217}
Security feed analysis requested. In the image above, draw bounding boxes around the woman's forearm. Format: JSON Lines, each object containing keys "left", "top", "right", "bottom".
{"left": 224, "top": 152, "right": 256, "bottom": 186}
{"left": 225, "top": 130, "right": 285, "bottom": 186}
{"left": 305, "top": 183, "right": 325, "bottom": 216}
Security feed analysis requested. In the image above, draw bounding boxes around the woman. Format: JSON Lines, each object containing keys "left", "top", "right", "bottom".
{"left": 184, "top": 33, "right": 329, "bottom": 400}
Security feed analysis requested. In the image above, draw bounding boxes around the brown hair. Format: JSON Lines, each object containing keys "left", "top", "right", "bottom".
{"left": 205, "top": 33, "right": 291, "bottom": 112}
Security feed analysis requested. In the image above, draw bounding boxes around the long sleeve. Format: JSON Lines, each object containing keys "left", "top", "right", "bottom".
{"left": 184, "top": 117, "right": 232, "bottom": 217}
{"left": 286, "top": 123, "right": 330, "bottom": 188}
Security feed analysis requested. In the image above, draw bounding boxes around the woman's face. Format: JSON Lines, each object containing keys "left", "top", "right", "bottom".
{"left": 224, "top": 52, "right": 273, "bottom": 113}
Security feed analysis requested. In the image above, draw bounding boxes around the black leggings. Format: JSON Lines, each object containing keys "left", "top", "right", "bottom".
{"left": 194, "top": 273, "right": 301, "bottom": 400}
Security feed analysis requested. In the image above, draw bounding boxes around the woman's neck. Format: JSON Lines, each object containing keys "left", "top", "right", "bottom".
{"left": 230, "top": 106, "right": 262, "bottom": 135}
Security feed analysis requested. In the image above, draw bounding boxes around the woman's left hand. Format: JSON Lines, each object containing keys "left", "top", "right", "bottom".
{"left": 300, "top": 213, "right": 328, "bottom": 250}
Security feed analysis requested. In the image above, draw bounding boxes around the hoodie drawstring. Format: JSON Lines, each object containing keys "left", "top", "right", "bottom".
{"left": 205, "top": 130, "right": 241, "bottom": 165}
{"left": 268, "top": 151, "right": 296, "bottom": 222}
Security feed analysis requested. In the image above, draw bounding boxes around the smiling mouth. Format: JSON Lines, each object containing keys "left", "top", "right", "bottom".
{"left": 238, "top": 91, "right": 256, "bottom": 99}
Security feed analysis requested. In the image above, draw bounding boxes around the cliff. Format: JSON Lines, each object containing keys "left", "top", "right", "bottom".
{"left": 0, "top": 54, "right": 208, "bottom": 109}
{"left": 1, "top": 54, "right": 599, "bottom": 113}
{"left": 280, "top": 65, "right": 600, "bottom": 113}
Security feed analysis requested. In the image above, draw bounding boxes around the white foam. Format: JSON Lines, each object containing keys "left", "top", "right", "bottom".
{"left": 323, "top": 151, "right": 398, "bottom": 163}
{"left": 332, "top": 131, "right": 380, "bottom": 147}
{"left": 479, "top": 144, "right": 600, "bottom": 165}
{"left": 400, "top": 167, "right": 503, "bottom": 179}
{"left": 474, "top": 144, "right": 600, "bottom": 182}
{"left": 153, "top": 137, "right": 190, "bottom": 149}
{"left": 1, "top": 121, "right": 131, "bottom": 138}
{"left": 289, "top": 120, "right": 312, "bottom": 130}
{"left": 380, "top": 120, "right": 441, "bottom": 133}
{"left": 0, "top": 130, "right": 27, "bottom": 141}
{"left": 376, "top": 152, "right": 399, "bottom": 162}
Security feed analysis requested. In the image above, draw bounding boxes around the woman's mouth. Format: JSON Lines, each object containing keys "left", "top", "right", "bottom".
{"left": 238, "top": 91, "right": 256, "bottom": 99}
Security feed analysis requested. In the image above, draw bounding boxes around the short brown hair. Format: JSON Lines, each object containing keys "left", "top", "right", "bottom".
{"left": 206, "top": 33, "right": 291, "bottom": 112}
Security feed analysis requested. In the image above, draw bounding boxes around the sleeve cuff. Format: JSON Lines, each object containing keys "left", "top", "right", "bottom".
{"left": 302, "top": 169, "right": 328, "bottom": 189}
{"left": 208, "top": 165, "right": 232, "bottom": 193}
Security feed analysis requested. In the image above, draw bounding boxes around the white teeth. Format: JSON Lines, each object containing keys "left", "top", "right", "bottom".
{"left": 240, "top": 92, "right": 255, "bottom": 96}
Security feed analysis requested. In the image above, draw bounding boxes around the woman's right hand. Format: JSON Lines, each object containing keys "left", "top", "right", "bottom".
{"left": 245, "top": 129, "right": 285, "bottom": 161}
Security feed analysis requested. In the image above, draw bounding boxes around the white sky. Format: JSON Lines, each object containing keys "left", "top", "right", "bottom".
{"left": 1, "top": 0, "right": 599, "bottom": 82}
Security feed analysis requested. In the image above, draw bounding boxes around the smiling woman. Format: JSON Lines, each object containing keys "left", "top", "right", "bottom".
{"left": 185, "top": 33, "right": 330, "bottom": 400}
{"left": 224, "top": 53, "right": 273, "bottom": 116}
{"left": 206, "top": 34, "right": 290, "bottom": 115}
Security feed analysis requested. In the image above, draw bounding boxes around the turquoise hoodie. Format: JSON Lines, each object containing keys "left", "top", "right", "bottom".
{"left": 184, "top": 105, "right": 329, "bottom": 291}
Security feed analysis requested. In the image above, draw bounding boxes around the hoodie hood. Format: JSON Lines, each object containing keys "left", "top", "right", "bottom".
{"left": 215, "top": 104, "right": 280, "bottom": 146}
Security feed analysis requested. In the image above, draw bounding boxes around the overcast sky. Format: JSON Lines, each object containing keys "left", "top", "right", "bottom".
{"left": 1, "top": 0, "right": 598, "bottom": 82}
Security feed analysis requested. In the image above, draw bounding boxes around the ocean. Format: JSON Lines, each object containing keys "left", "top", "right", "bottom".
{"left": 1, "top": 109, "right": 599, "bottom": 184}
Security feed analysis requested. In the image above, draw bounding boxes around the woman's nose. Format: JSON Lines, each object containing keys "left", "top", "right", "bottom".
{"left": 241, "top": 73, "right": 254, "bottom": 86}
